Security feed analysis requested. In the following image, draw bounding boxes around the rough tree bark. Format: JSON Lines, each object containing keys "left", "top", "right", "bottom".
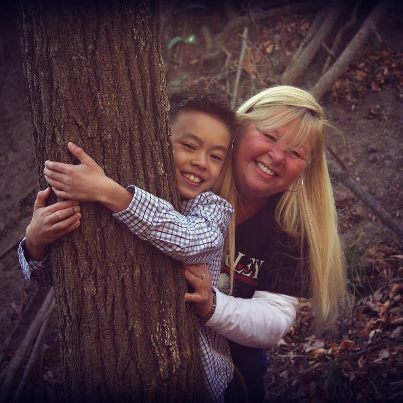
{"left": 19, "top": 1, "right": 204, "bottom": 401}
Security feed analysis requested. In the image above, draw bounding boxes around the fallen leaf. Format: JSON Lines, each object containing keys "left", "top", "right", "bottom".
{"left": 355, "top": 70, "right": 367, "bottom": 81}
{"left": 368, "top": 329, "right": 382, "bottom": 344}
{"left": 242, "top": 47, "right": 257, "bottom": 76}
{"left": 308, "top": 348, "right": 328, "bottom": 359}
{"left": 303, "top": 336, "right": 324, "bottom": 352}
{"left": 265, "top": 43, "right": 274, "bottom": 54}
{"left": 358, "top": 356, "right": 366, "bottom": 369}
{"left": 300, "top": 20, "right": 310, "bottom": 32}
{"left": 374, "top": 348, "right": 390, "bottom": 363}
{"left": 390, "top": 317, "right": 403, "bottom": 326}
{"left": 338, "top": 339, "right": 355, "bottom": 352}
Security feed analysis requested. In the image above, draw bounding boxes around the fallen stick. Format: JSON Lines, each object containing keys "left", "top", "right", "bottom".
{"left": 219, "top": 1, "right": 322, "bottom": 45}
{"left": 243, "top": 36, "right": 277, "bottom": 79}
{"left": 276, "top": 335, "right": 403, "bottom": 386}
{"left": 0, "top": 285, "right": 39, "bottom": 366}
{"left": 321, "top": 0, "right": 361, "bottom": 75}
{"left": 12, "top": 298, "right": 55, "bottom": 402}
{"left": 0, "top": 289, "right": 54, "bottom": 403}
{"left": 232, "top": 27, "right": 249, "bottom": 109}
{"left": 311, "top": 0, "right": 390, "bottom": 99}
{"left": 200, "top": 1, "right": 322, "bottom": 64}
{"left": 328, "top": 159, "right": 403, "bottom": 239}
{"left": 291, "top": 6, "right": 327, "bottom": 63}
{"left": 281, "top": 2, "right": 345, "bottom": 85}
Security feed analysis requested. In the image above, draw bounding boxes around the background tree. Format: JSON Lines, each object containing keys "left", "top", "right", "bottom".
{"left": 17, "top": 0, "right": 204, "bottom": 401}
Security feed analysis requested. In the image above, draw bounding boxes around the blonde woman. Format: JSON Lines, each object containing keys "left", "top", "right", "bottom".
{"left": 184, "top": 85, "right": 347, "bottom": 402}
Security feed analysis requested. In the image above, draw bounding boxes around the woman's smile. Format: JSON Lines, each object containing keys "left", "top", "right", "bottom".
{"left": 255, "top": 161, "right": 277, "bottom": 177}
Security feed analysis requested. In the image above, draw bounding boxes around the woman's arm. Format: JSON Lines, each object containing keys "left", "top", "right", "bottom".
{"left": 184, "top": 264, "right": 298, "bottom": 348}
{"left": 207, "top": 289, "right": 298, "bottom": 348}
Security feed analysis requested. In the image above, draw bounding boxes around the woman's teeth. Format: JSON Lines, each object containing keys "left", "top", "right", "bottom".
{"left": 256, "top": 161, "right": 275, "bottom": 176}
{"left": 184, "top": 173, "right": 202, "bottom": 183}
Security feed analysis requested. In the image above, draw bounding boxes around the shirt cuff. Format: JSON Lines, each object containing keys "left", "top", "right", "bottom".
{"left": 18, "top": 237, "right": 48, "bottom": 281}
{"left": 203, "top": 286, "right": 224, "bottom": 326}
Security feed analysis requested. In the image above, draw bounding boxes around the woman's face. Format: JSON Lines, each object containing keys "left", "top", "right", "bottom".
{"left": 233, "top": 121, "right": 311, "bottom": 203}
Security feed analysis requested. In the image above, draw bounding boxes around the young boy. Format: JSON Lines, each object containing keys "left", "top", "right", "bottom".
{"left": 19, "top": 91, "right": 237, "bottom": 401}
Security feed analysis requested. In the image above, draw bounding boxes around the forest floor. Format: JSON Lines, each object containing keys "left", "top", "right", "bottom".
{"left": 0, "top": 2, "right": 402, "bottom": 402}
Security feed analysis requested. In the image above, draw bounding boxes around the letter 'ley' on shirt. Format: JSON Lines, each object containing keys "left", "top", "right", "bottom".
{"left": 221, "top": 193, "right": 311, "bottom": 300}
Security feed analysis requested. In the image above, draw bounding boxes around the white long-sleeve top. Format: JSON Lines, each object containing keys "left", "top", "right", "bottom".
{"left": 208, "top": 289, "right": 298, "bottom": 348}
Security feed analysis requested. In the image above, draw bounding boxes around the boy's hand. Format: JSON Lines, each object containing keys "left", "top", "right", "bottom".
{"left": 44, "top": 142, "right": 132, "bottom": 212}
{"left": 44, "top": 142, "right": 108, "bottom": 202}
{"left": 184, "top": 264, "right": 214, "bottom": 318}
{"left": 25, "top": 187, "right": 81, "bottom": 261}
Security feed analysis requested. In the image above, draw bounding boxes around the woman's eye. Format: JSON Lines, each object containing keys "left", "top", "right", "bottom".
{"left": 289, "top": 150, "right": 304, "bottom": 160}
{"left": 263, "top": 133, "right": 276, "bottom": 142}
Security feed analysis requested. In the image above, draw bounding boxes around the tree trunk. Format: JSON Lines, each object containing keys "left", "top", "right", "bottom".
{"left": 19, "top": 1, "right": 204, "bottom": 401}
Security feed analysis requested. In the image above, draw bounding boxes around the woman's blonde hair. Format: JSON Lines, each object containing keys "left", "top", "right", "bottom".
{"left": 237, "top": 85, "right": 346, "bottom": 330}
{"left": 212, "top": 148, "right": 236, "bottom": 295}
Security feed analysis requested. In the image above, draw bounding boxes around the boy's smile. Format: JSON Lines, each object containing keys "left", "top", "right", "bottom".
{"left": 171, "top": 111, "right": 231, "bottom": 200}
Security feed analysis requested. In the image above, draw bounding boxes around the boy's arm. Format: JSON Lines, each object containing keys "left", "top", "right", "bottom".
{"left": 113, "top": 188, "right": 233, "bottom": 264}
{"left": 43, "top": 143, "right": 234, "bottom": 262}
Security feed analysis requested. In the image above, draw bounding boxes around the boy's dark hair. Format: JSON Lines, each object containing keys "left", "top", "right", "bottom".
{"left": 169, "top": 89, "right": 238, "bottom": 136}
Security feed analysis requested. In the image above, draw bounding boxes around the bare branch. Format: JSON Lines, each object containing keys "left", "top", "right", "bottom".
{"left": 199, "top": 1, "right": 322, "bottom": 64}
{"left": 321, "top": 0, "right": 362, "bottom": 75}
{"left": 328, "top": 159, "right": 403, "bottom": 239}
{"left": 311, "top": 0, "right": 390, "bottom": 99}
{"left": 291, "top": 6, "right": 328, "bottom": 63}
{"left": 219, "top": 1, "right": 323, "bottom": 45}
{"left": 281, "top": 2, "right": 346, "bottom": 85}
{"left": 12, "top": 299, "right": 55, "bottom": 402}
{"left": 0, "top": 289, "right": 54, "bottom": 403}
{"left": 232, "top": 27, "right": 249, "bottom": 109}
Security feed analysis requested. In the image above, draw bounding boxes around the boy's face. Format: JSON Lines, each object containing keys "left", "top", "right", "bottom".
{"left": 171, "top": 110, "right": 231, "bottom": 200}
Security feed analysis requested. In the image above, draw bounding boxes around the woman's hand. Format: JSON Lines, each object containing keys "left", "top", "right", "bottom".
{"left": 44, "top": 142, "right": 108, "bottom": 203}
{"left": 184, "top": 264, "right": 214, "bottom": 318}
{"left": 25, "top": 187, "right": 81, "bottom": 260}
